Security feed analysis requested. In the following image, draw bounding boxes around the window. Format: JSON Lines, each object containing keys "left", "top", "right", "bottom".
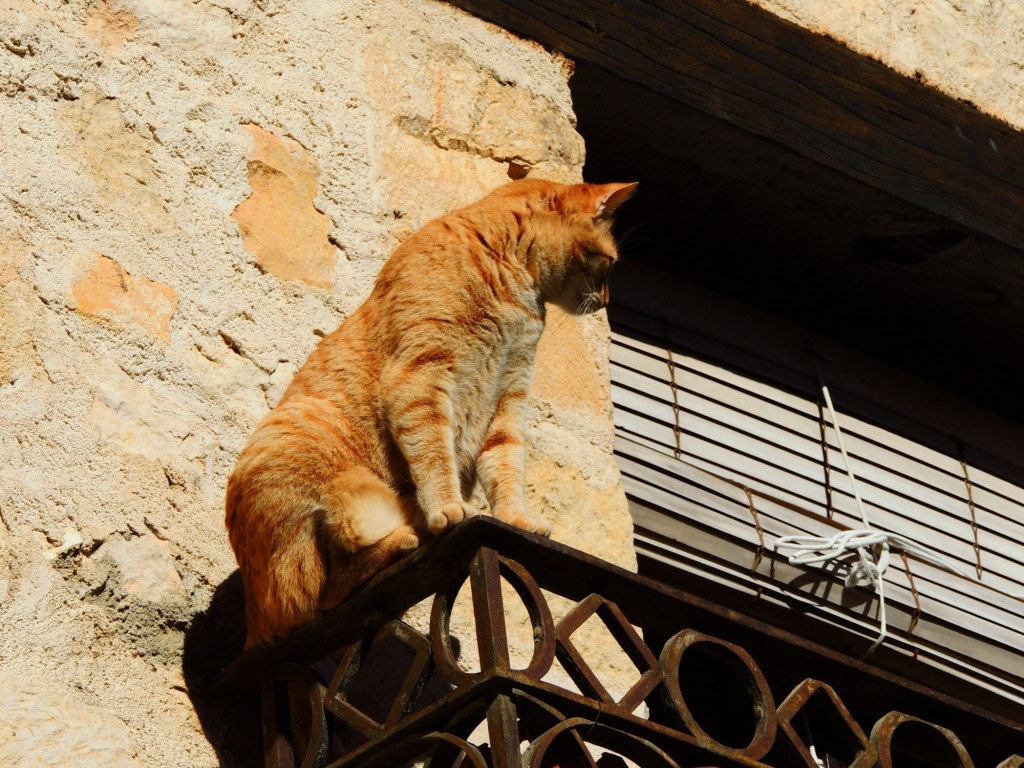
{"left": 570, "top": 60, "right": 1024, "bottom": 716}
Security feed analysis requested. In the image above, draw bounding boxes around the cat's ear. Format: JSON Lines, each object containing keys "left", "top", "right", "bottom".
{"left": 590, "top": 182, "right": 638, "bottom": 218}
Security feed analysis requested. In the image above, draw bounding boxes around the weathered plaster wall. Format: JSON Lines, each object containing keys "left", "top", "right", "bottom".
{"left": 0, "top": 1, "right": 634, "bottom": 764}
{"left": 750, "top": 0, "right": 1024, "bottom": 128}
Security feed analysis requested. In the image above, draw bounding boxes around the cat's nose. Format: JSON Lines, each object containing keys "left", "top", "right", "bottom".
{"left": 601, "top": 282, "right": 610, "bottom": 307}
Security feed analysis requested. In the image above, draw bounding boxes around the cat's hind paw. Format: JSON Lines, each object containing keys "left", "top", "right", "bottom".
{"left": 393, "top": 527, "right": 421, "bottom": 552}
{"left": 427, "top": 501, "right": 477, "bottom": 533}
{"left": 506, "top": 513, "right": 552, "bottom": 537}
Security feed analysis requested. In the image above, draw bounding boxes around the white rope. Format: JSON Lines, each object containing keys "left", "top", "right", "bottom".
{"left": 802, "top": 708, "right": 826, "bottom": 768}
{"left": 813, "top": 361, "right": 870, "bottom": 531}
{"left": 775, "top": 360, "right": 970, "bottom": 654}
{"left": 775, "top": 528, "right": 973, "bottom": 652}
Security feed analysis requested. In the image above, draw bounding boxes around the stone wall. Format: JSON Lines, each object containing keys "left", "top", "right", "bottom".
{"left": 0, "top": 1, "right": 633, "bottom": 765}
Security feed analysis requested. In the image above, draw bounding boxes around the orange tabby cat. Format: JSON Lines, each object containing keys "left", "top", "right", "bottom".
{"left": 225, "top": 178, "right": 637, "bottom": 647}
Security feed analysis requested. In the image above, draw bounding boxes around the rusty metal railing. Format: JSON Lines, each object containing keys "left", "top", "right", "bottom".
{"left": 213, "top": 516, "right": 1023, "bottom": 767}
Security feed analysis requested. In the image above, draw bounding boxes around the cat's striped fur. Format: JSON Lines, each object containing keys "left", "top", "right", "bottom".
{"left": 225, "top": 178, "right": 636, "bottom": 647}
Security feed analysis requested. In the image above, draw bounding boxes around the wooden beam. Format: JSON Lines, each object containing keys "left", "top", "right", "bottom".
{"left": 447, "top": 0, "right": 1024, "bottom": 251}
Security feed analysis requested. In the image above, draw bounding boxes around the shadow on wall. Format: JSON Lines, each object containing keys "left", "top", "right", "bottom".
{"left": 178, "top": 568, "right": 641, "bottom": 766}
{"left": 178, "top": 566, "right": 473, "bottom": 766}
{"left": 182, "top": 570, "right": 263, "bottom": 768}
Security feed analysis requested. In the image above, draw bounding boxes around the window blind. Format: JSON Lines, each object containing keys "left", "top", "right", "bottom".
{"left": 608, "top": 268, "right": 1024, "bottom": 707}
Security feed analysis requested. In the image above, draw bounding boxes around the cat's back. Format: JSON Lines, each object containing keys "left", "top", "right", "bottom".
{"left": 278, "top": 179, "right": 555, "bottom": 412}
{"left": 370, "top": 182, "right": 554, "bottom": 328}
{"left": 277, "top": 300, "right": 378, "bottom": 412}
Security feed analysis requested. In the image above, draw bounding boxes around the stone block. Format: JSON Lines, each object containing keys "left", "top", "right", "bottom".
{"left": 57, "top": 84, "right": 175, "bottom": 232}
{"left": 83, "top": 0, "right": 140, "bottom": 52}
{"left": 89, "top": 360, "right": 215, "bottom": 468}
{"left": 232, "top": 124, "right": 338, "bottom": 289}
{"left": 72, "top": 254, "right": 177, "bottom": 340}
{"left": 0, "top": 676, "right": 140, "bottom": 768}
{"left": 750, "top": 0, "right": 1024, "bottom": 127}
{"left": 0, "top": 0, "right": 643, "bottom": 763}
{"left": 0, "top": 279, "right": 45, "bottom": 391}
{"left": 96, "top": 535, "right": 185, "bottom": 604}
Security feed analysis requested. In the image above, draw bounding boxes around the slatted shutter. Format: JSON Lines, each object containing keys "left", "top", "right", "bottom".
{"left": 608, "top": 263, "right": 1024, "bottom": 706}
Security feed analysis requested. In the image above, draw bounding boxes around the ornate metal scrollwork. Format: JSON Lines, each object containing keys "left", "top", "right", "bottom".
{"left": 660, "top": 628, "right": 777, "bottom": 761}
{"left": 872, "top": 711, "right": 975, "bottom": 768}
{"left": 237, "top": 519, "right": 1020, "bottom": 768}
{"left": 261, "top": 663, "right": 329, "bottom": 768}
{"left": 324, "top": 619, "right": 434, "bottom": 736}
{"left": 524, "top": 716, "right": 683, "bottom": 768}
{"left": 430, "top": 548, "right": 555, "bottom": 686}
{"left": 777, "top": 679, "right": 876, "bottom": 768}
{"left": 554, "top": 593, "right": 662, "bottom": 711}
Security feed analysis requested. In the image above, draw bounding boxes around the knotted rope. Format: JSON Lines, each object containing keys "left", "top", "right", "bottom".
{"left": 775, "top": 360, "right": 970, "bottom": 654}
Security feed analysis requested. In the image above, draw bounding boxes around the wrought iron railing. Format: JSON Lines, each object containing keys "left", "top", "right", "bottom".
{"left": 214, "top": 516, "right": 1023, "bottom": 767}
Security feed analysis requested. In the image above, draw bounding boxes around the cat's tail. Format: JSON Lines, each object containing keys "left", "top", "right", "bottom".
{"left": 226, "top": 486, "right": 328, "bottom": 650}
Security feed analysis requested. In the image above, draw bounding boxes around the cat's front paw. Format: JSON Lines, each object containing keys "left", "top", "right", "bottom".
{"left": 506, "top": 513, "right": 552, "bottom": 537}
{"left": 427, "top": 501, "right": 478, "bottom": 533}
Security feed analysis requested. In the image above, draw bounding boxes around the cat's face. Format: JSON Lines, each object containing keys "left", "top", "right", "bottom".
{"left": 538, "top": 182, "right": 638, "bottom": 315}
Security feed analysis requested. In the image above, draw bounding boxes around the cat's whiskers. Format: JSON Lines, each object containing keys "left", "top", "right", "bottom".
{"left": 582, "top": 293, "right": 598, "bottom": 315}
{"left": 548, "top": 307, "right": 575, "bottom": 336}
{"left": 576, "top": 276, "right": 603, "bottom": 316}
{"left": 614, "top": 222, "right": 650, "bottom": 252}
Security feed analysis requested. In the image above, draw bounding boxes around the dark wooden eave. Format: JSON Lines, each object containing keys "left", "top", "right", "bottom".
{"left": 447, "top": 0, "right": 1024, "bottom": 254}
